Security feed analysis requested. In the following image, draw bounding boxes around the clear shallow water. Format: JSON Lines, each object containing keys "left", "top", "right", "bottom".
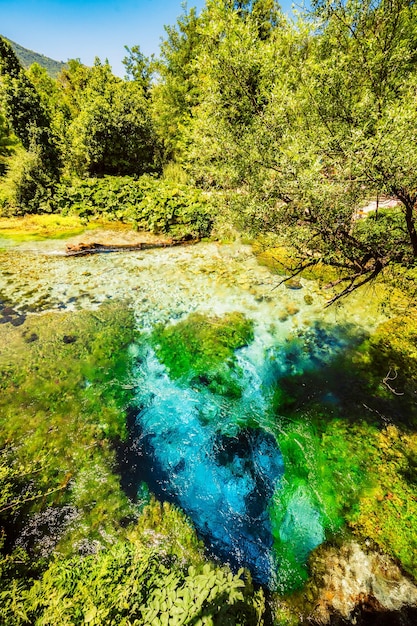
{"left": 129, "top": 347, "right": 284, "bottom": 583}
{"left": 0, "top": 235, "right": 389, "bottom": 588}
{"left": 126, "top": 318, "right": 366, "bottom": 586}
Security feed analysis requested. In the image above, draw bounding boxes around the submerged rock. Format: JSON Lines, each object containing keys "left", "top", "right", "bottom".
{"left": 309, "top": 541, "right": 417, "bottom": 624}
{"left": 285, "top": 278, "right": 303, "bottom": 290}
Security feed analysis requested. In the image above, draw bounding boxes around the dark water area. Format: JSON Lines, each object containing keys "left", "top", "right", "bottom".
{"left": 121, "top": 402, "right": 284, "bottom": 584}
{"left": 118, "top": 320, "right": 375, "bottom": 588}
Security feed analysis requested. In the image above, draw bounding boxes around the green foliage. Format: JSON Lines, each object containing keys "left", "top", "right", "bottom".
{"left": 0, "top": 36, "right": 21, "bottom": 78}
{"left": 142, "top": 562, "right": 264, "bottom": 626}
{"left": 1, "top": 539, "right": 264, "bottom": 626}
{"left": 151, "top": 6, "right": 202, "bottom": 162}
{"left": 0, "top": 303, "right": 138, "bottom": 564}
{"left": 122, "top": 45, "right": 152, "bottom": 93}
{"left": 53, "top": 175, "right": 142, "bottom": 221}
{"left": 151, "top": 311, "right": 254, "bottom": 380}
{"left": 26, "top": 64, "right": 62, "bottom": 122}
{"left": 129, "top": 175, "right": 214, "bottom": 238}
{"left": 0, "top": 109, "right": 16, "bottom": 175}
{"left": 64, "top": 59, "right": 157, "bottom": 177}
{"left": 133, "top": 498, "right": 205, "bottom": 567}
{"left": 0, "top": 39, "right": 58, "bottom": 161}
{"left": 175, "top": 0, "right": 417, "bottom": 299}
{"left": 0, "top": 146, "right": 57, "bottom": 214}
{"left": 54, "top": 174, "right": 214, "bottom": 239}
{"left": 0, "top": 214, "right": 90, "bottom": 240}
{"left": 0, "top": 36, "right": 61, "bottom": 214}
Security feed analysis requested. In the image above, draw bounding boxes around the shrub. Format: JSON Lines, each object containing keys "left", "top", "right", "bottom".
{"left": 53, "top": 174, "right": 214, "bottom": 240}
{"left": 0, "top": 147, "right": 56, "bottom": 215}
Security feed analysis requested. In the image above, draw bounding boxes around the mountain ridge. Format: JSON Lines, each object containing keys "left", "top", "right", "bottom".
{"left": 2, "top": 36, "right": 67, "bottom": 78}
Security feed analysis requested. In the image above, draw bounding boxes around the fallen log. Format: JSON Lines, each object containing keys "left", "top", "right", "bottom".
{"left": 65, "top": 238, "right": 198, "bottom": 257}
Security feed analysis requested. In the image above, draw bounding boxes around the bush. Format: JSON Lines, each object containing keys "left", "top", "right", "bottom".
{"left": 53, "top": 174, "right": 214, "bottom": 239}
{"left": 0, "top": 147, "right": 56, "bottom": 215}
{"left": 1, "top": 541, "right": 264, "bottom": 626}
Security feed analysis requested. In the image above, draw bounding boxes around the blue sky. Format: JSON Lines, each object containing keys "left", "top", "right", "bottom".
{"left": 0, "top": 0, "right": 297, "bottom": 77}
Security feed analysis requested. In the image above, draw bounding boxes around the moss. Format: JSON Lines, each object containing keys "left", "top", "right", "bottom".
{"left": 0, "top": 214, "right": 96, "bottom": 241}
{"left": 347, "top": 425, "right": 417, "bottom": 580}
{"left": 269, "top": 416, "right": 366, "bottom": 592}
{"left": 151, "top": 311, "right": 254, "bottom": 381}
{"left": 365, "top": 312, "right": 417, "bottom": 401}
{"left": 269, "top": 403, "right": 417, "bottom": 591}
{"left": 267, "top": 312, "right": 417, "bottom": 590}
{"left": 0, "top": 302, "right": 139, "bottom": 557}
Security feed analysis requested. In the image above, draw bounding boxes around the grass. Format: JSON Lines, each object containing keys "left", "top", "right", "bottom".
{"left": 0, "top": 214, "right": 92, "bottom": 241}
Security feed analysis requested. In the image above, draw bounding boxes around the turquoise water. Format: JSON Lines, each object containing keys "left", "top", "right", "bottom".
{"left": 130, "top": 345, "right": 284, "bottom": 583}
{"left": 127, "top": 319, "right": 366, "bottom": 588}
{"left": 0, "top": 236, "right": 388, "bottom": 589}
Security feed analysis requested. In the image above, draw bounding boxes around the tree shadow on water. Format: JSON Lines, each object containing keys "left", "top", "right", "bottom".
{"left": 276, "top": 320, "right": 417, "bottom": 429}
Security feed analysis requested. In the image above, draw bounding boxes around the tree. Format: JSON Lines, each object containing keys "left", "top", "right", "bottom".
{"left": 0, "top": 110, "right": 15, "bottom": 174}
{"left": 67, "top": 59, "right": 157, "bottom": 176}
{"left": 277, "top": 0, "right": 417, "bottom": 300}
{"left": 0, "top": 37, "right": 21, "bottom": 79}
{"left": 151, "top": 6, "right": 202, "bottom": 162}
{"left": 185, "top": 0, "right": 417, "bottom": 301}
{"left": 123, "top": 45, "right": 152, "bottom": 94}
{"left": 0, "top": 37, "right": 62, "bottom": 212}
{"left": 185, "top": 0, "right": 285, "bottom": 187}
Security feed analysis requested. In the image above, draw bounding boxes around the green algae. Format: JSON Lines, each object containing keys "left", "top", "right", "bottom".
{"left": 360, "top": 312, "right": 417, "bottom": 423}
{"left": 270, "top": 395, "right": 417, "bottom": 592}
{"left": 266, "top": 311, "right": 417, "bottom": 592}
{"left": 269, "top": 416, "right": 370, "bottom": 592}
{"left": 151, "top": 311, "right": 254, "bottom": 382}
{"left": 347, "top": 424, "right": 417, "bottom": 580}
{"left": 0, "top": 302, "right": 138, "bottom": 556}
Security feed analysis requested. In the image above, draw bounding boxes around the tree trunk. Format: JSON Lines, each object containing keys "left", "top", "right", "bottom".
{"left": 404, "top": 200, "right": 417, "bottom": 258}
{"left": 395, "top": 191, "right": 417, "bottom": 258}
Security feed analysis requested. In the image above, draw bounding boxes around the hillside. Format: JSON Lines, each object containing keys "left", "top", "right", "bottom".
{"left": 2, "top": 36, "right": 67, "bottom": 77}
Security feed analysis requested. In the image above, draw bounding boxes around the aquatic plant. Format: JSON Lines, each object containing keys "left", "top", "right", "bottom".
{"left": 0, "top": 302, "right": 138, "bottom": 565}
{"left": 363, "top": 313, "right": 417, "bottom": 423}
{"left": 347, "top": 424, "right": 417, "bottom": 580}
{"left": 269, "top": 416, "right": 369, "bottom": 593}
{"left": 269, "top": 323, "right": 417, "bottom": 590}
{"left": 0, "top": 214, "right": 94, "bottom": 241}
{"left": 151, "top": 311, "right": 254, "bottom": 381}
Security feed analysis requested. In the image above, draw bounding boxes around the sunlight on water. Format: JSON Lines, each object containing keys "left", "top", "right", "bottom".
{"left": 0, "top": 237, "right": 390, "bottom": 589}
{"left": 131, "top": 347, "right": 285, "bottom": 584}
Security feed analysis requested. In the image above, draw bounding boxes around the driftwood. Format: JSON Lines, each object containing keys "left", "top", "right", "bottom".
{"left": 65, "top": 238, "right": 198, "bottom": 257}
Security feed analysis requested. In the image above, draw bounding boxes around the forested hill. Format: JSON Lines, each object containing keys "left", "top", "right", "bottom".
{"left": 2, "top": 36, "right": 67, "bottom": 77}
